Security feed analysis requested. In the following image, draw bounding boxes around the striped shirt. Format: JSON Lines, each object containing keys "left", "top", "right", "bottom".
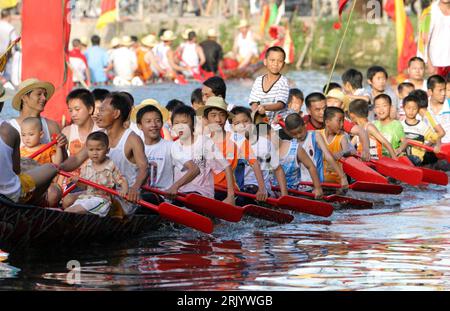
{"left": 249, "top": 74, "right": 290, "bottom": 124}
{"left": 428, "top": 99, "right": 450, "bottom": 143}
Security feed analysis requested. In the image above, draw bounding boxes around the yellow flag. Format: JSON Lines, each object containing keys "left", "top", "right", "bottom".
{"left": 0, "top": 0, "right": 18, "bottom": 9}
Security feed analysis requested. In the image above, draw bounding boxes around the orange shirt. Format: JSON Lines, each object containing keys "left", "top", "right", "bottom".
{"left": 136, "top": 48, "right": 152, "bottom": 82}
{"left": 20, "top": 145, "right": 56, "bottom": 165}
{"left": 319, "top": 129, "right": 344, "bottom": 183}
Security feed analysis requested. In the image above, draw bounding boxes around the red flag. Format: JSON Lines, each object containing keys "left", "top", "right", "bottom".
{"left": 22, "top": 0, "right": 73, "bottom": 126}
{"left": 334, "top": 0, "right": 350, "bottom": 29}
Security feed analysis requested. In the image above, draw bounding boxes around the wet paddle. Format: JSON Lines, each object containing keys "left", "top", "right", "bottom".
{"left": 271, "top": 186, "right": 373, "bottom": 209}
{"left": 407, "top": 140, "right": 450, "bottom": 163}
{"left": 398, "top": 156, "right": 448, "bottom": 186}
{"left": 339, "top": 156, "right": 389, "bottom": 184}
{"left": 142, "top": 186, "right": 294, "bottom": 224}
{"left": 361, "top": 156, "right": 423, "bottom": 186}
{"left": 28, "top": 135, "right": 58, "bottom": 159}
{"left": 58, "top": 171, "right": 214, "bottom": 234}
{"left": 300, "top": 181, "right": 403, "bottom": 195}
{"left": 215, "top": 186, "right": 334, "bottom": 217}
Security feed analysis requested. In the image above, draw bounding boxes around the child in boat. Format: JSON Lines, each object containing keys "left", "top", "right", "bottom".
{"left": 426, "top": 75, "right": 450, "bottom": 144}
{"left": 348, "top": 99, "right": 397, "bottom": 160}
{"left": 287, "top": 88, "right": 304, "bottom": 116}
{"left": 64, "top": 131, "right": 128, "bottom": 217}
{"left": 136, "top": 104, "right": 199, "bottom": 204}
{"left": 129, "top": 99, "right": 171, "bottom": 142}
{"left": 229, "top": 106, "right": 288, "bottom": 197}
{"left": 281, "top": 113, "right": 348, "bottom": 191}
{"left": 396, "top": 82, "right": 415, "bottom": 121}
{"left": 341, "top": 68, "right": 370, "bottom": 103}
{"left": 325, "top": 88, "right": 348, "bottom": 112}
{"left": 200, "top": 96, "right": 267, "bottom": 205}
{"left": 170, "top": 105, "right": 234, "bottom": 200}
{"left": 373, "top": 94, "right": 405, "bottom": 156}
{"left": 366, "top": 66, "right": 398, "bottom": 120}
{"left": 20, "top": 117, "right": 64, "bottom": 165}
{"left": 92, "top": 88, "right": 110, "bottom": 127}
{"left": 396, "top": 95, "right": 440, "bottom": 166}
{"left": 191, "top": 88, "right": 204, "bottom": 111}
{"left": 272, "top": 113, "right": 324, "bottom": 197}
{"left": 249, "top": 46, "right": 290, "bottom": 131}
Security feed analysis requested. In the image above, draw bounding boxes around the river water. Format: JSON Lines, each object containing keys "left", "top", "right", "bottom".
{"left": 1, "top": 71, "right": 449, "bottom": 291}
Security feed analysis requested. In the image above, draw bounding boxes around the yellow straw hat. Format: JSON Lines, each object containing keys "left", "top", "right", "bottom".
{"left": 141, "top": 34, "right": 158, "bottom": 47}
{"left": 196, "top": 96, "right": 233, "bottom": 119}
{"left": 130, "top": 99, "right": 170, "bottom": 123}
{"left": 121, "top": 36, "right": 133, "bottom": 46}
{"left": 236, "top": 19, "right": 250, "bottom": 29}
{"left": 160, "top": 30, "right": 177, "bottom": 42}
{"left": 207, "top": 28, "right": 218, "bottom": 38}
{"left": 110, "top": 37, "right": 121, "bottom": 48}
{"left": 11, "top": 78, "right": 55, "bottom": 111}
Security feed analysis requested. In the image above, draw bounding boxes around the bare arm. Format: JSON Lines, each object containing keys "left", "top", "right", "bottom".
{"left": 51, "top": 147, "right": 65, "bottom": 165}
{"left": 59, "top": 148, "right": 89, "bottom": 172}
{"left": 297, "top": 147, "right": 323, "bottom": 199}
{"left": 165, "top": 160, "right": 200, "bottom": 199}
{"left": 167, "top": 50, "right": 189, "bottom": 72}
{"left": 273, "top": 165, "right": 288, "bottom": 196}
{"left": 127, "top": 134, "right": 149, "bottom": 202}
{"left": 350, "top": 124, "right": 370, "bottom": 161}
{"left": 197, "top": 45, "right": 206, "bottom": 67}
{"left": 367, "top": 123, "right": 397, "bottom": 159}
{"left": 250, "top": 160, "right": 268, "bottom": 201}
{"left": 223, "top": 165, "right": 236, "bottom": 206}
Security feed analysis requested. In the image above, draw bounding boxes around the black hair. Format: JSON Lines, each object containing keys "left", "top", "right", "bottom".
{"left": 203, "top": 77, "right": 226, "bottom": 99}
{"left": 265, "top": 46, "right": 286, "bottom": 61}
{"left": 402, "top": 94, "right": 420, "bottom": 108}
{"left": 348, "top": 99, "right": 369, "bottom": 118}
{"left": 1, "top": 9, "right": 11, "bottom": 19}
{"left": 188, "top": 31, "right": 196, "bottom": 41}
{"left": 410, "top": 89, "right": 429, "bottom": 109}
{"left": 342, "top": 69, "right": 363, "bottom": 89}
{"left": 91, "top": 35, "right": 101, "bottom": 46}
{"left": 72, "top": 38, "right": 81, "bottom": 48}
{"left": 374, "top": 93, "right": 392, "bottom": 106}
{"left": 131, "top": 35, "right": 138, "bottom": 43}
{"left": 305, "top": 92, "right": 326, "bottom": 109}
{"left": 408, "top": 56, "right": 425, "bottom": 67}
{"left": 136, "top": 104, "right": 163, "bottom": 125}
{"left": 92, "top": 88, "right": 110, "bottom": 102}
{"left": 230, "top": 106, "right": 252, "bottom": 121}
{"left": 171, "top": 105, "right": 196, "bottom": 130}
{"left": 191, "top": 88, "right": 203, "bottom": 105}
{"left": 427, "top": 74, "right": 446, "bottom": 90}
{"left": 204, "top": 107, "right": 227, "bottom": 119}
{"left": 397, "top": 82, "right": 415, "bottom": 93}
{"left": 86, "top": 131, "right": 109, "bottom": 147}
{"left": 367, "top": 65, "right": 388, "bottom": 80}
{"left": 288, "top": 88, "right": 304, "bottom": 103}
{"left": 166, "top": 99, "right": 185, "bottom": 112}
{"left": 285, "top": 113, "right": 305, "bottom": 130}
{"left": 105, "top": 92, "right": 132, "bottom": 123}
{"left": 66, "top": 88, "right": 95, "bottom": 111}
{"left": 324, "top": 106, "right": 345, "bottom": 122}
{"left": 323, "top": 82, "right": 342, "bottom": 94}
{"left": 120, "top": 91, "right": 134, "bottom": 107}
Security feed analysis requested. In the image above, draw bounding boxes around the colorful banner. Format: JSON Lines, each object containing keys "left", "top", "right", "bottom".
{"left": 22, "top": 0, "right": 73, "bottom": 125}
{"left": 96, "top": 0, "right": 118, "bottom": 30}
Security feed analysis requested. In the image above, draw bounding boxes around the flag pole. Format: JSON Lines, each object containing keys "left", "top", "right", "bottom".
{"left": 324, "top": 0, "right": 358, "bottom": 95}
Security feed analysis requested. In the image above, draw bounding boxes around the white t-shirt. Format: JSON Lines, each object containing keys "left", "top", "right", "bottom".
{"left": 428, "top": 1, "right": 450, "bottom": 67}
{"left": 144, "top": 139, "right": 189, "bottom": 190}
{"left": 428, "top": 100, "right": 450, "bottom": 143}
{"left": 249, "top": 74, "right": 290, "bottom": 127}
{"left": 172, "top": 136, "right": 228, "bottom": 198}
{"left": 109, "top": 47, "right": 138, "bottom": 81}
{"left": 69, "top": 56, "right": 87, "bottom": 83}
{"left": 0, "top": 20, "right": 18, "bottom": 55}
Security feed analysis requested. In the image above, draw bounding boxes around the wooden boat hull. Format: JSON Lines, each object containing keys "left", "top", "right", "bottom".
{"left": 0, "top": 195, "right": 161, "bottom": 252}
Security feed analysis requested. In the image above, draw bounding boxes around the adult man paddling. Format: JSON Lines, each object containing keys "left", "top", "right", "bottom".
{"left": 0, "top": 83, "right": 58, "bottom": 205}
{"left": 60, "top": 92, "right": 149, "bottom": 215}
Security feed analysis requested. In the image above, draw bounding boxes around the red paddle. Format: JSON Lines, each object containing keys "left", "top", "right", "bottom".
{"left": 272, "top": 186, "right": 373, "bottom": 209}
{"left": 300, "top": 181, "right": 403, "bottom": 195}
{"left": 143, "top": 186, "right": 294, "bottom": 224}
{"left": 215, "top": 186, "right": 333, "bottom": 217}
{"left": 339, "top": 157, "right": 389, "bottom": 184}
{"left": 58, "top": 171, "right": 214, "bottom": 234}
{"left": 361, "top": 156, "right": 423, "bottom": 186}
{"left": 28, "top": 134, "right": 58, "bottom": 159}
{"left": 174, "top": 73, "right": 188, "bottom": 85}
{"left": 62, "top": 183, "right": 77, "bottom": 198}
{"left": 407, "top": 140, "right": 450, "bottom": 162}
{"left": 398, "top": 156, "right": 448, "bottom": 186}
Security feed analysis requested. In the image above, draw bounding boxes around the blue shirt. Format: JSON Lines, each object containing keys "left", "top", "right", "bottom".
{"left": 84, "top": 46, "right": 109, "bottom": 84}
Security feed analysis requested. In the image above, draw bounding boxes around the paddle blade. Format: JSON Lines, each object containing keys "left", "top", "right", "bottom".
{"left": 350, "top": 181, "right": 403, "bottom": 194}
{"left": 184, "top": 193, "right": 244, "bottom": 222}
{"left": 340, "top": 157, "right": 388, "bottom": 184}
{"left": 371, "top": 157, "right": 423, "bottom": 186}
{"left": 276, "top": 196, "right": 334, "bottom": 217}
{"left": 157, "top": 202, "right": 214, "bottom": 234}
{"left": 244, "top": 204, "right": 294, "bottom": 224}
{"left": 326, "top": 195, "right": 373, "bottom": 209}
{"left": 420, "top": 167, "right": 448, "bottom": 185}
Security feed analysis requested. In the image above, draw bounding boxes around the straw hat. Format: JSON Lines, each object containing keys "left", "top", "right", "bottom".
{"left": 326, "top": 89, "right": 345, "bottom": 102}
{"left": 121, "top": 36, "right": 133, "bottom": 46}
{"left": 0, "top": 83, "right": 13, "bottom": 102}
{"left": 236, "top": 19, "right": 250, "bottom": 29}
{"left": 141, "top": 34, "right": 158, "bottom": 48}
{"left": 80, "top": 36, "right": 89, "bottom": 46}
{"left": 196, "top": 96, "right": 233, "bottom": 119}
{"left": 207, "top": 28, "right": 218, "bottom": 38}
{"left": 130, "top": 99, "right": 170, "bottom": 123}
{"left": 11, "top": 78, "right": 55, "bottom": 111}
{"left": 181, "top": 29, "right": 195, "bottom": 40}
{"left": 160, "top": 30, "right": 177, "bottom": 42}
{"left": 110, "top": 37, "right": 121, "bottom": 48}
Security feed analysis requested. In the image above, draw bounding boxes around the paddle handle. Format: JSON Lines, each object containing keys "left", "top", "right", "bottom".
{"left": 407, "top": 140, "right": 434, "bottom": 152}
{"left": 141, "top": 185, "right": 187, "bottom": 202}
{"left": 62, "top": 183, "right": 77, "bottom": 198}
{"left": 215, "top": 186, "right": 277, "bottom": 205}
{"left": 272, "top": 185, "right": 319, "bottom": 199}
{"left": 28, "top": 137, "right": 58, "bottom": 159}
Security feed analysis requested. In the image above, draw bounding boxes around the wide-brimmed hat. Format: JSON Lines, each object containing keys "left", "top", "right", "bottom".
{"left": 141, "top": 34, "right": 158, "bottom": 47}
{"left": 130, "top": 99, "right": 170, "bottom": 123}
{"left": 196, "top": 96, "right": 233, "bottom": 119}
{"left": 207, "top": 28, "right": 218, "bottom": 38}
{"left": 0, "top": 83, "right": 14, "bottom": 102}
{"left": 80, "top": 36, "right": 89, "bottom": 46}
{"left": 11, "top": 78, "right": 55, "bottom": 111}
{"left": 236, "top": 19, "right": 250, "bottom": 29}
{"left": 121, "top": 36, "right": 133, "bottom": 46}
{"left": 110, "top": 37, "right": 121, "bottom": 48}
{"left": 160, "top": 30, "right": 177, "bottom": 42}
{"left": 326, "top": 89, "right": 345, "bottom": 102}
{"left": 181, "top": 28, "right": 195, "bottom": 40}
